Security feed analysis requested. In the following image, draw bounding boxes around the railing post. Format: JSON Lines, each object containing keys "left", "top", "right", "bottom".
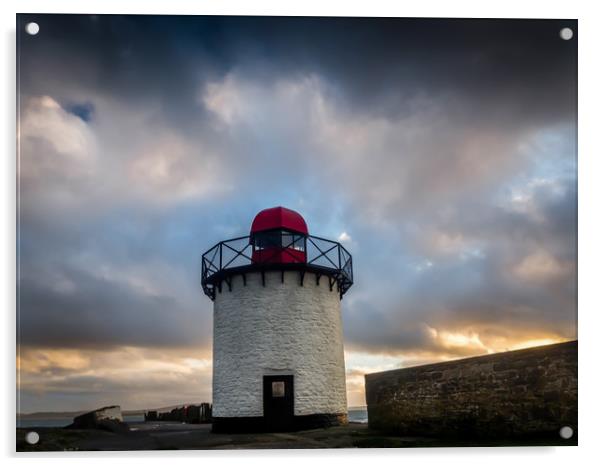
{"left": 346, "top": 256, "right": 353, "bottom": 283}
{"left": 304, "top": 236, "right": 308, "bottom": 262}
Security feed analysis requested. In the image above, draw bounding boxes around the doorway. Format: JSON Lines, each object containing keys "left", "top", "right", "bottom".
{"left": 263, "top": 375, "right": 294, "bottom": 431}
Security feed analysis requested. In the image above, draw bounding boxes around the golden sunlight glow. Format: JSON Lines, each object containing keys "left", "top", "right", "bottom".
{"left": 18, "top": 349, "right": 91, "bottom": 373}
{"left": 426, "top": 326, "right": 491, "bottom": 353}
{"left": 18, "top": 330, "right": 569, "bottom": 412}
{"left": 508, "top": 338, "right": 563, "bottom": 351}
{"left": 343, "top": 330, "right": 569, "bottom": 408}
{"left": 18, "top": 346, "right": 214, "bottom": 411}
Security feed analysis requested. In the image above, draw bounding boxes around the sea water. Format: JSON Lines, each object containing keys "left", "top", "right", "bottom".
{"left": 17, "top": 414, "right": 145, "bottom": 428}
{"left": 17, "top": 410, "right": 367, "bottom": 428}
{"left": 347, "top": 407, "right": 368, "bottom": 424}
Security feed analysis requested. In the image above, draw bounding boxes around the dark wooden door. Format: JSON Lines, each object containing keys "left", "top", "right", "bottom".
{"left": 263, "top": 375, "right": 294, "bottom": 431}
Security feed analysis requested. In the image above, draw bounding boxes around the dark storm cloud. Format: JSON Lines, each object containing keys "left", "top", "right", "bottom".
{"left": 17, "top": 15, "right": 576, "bottom": 129}
{"left": 18, "top": 266, "right": 203, "bottom": 349}
{"left": 17, "top": 190, "right": 218, "bottom": 350}
{"left": 16, "top": 14, "right": 576, "bottom": 377}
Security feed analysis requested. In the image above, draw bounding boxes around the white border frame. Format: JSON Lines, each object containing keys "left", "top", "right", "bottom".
{"left": 3, "top": 1, "right": 600, "bottom": 464}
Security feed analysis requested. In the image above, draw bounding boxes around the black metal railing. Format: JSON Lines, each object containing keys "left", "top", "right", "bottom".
{"left": 201, "top": 234, "right": 353, "bottom": 300}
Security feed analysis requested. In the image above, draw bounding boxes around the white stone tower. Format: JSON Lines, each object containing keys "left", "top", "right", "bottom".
{"left": 201, "top": 206, "right": 353, "bottom": 432}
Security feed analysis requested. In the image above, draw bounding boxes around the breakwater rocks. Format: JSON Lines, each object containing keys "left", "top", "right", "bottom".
{"left": 145, "top": 403, "right": 212, "bottom": 424}
{"left": 66, "top": 405, "right": 129, "bottom": 433}
{"left": 365, "top": 341, "right": 577, "bottom": 442}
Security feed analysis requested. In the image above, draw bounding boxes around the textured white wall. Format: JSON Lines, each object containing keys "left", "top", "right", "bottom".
{"left": 212, "top": 271, "right": 347, "bottom": 418}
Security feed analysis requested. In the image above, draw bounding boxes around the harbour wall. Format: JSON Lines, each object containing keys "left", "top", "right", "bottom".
{"left": 365, "top": 341, "right": 577, "bottom": 438}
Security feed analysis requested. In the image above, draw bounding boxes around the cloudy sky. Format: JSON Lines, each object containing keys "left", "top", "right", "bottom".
{"left": 17, "top": 15, "right": 577, "bottom": 412}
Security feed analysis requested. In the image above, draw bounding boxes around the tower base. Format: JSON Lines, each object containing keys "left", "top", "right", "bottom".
{"left": 211, "top": 413, "right": 348, "bottom": 433}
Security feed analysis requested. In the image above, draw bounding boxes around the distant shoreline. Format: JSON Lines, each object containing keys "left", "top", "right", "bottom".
{"left": 18, "top": 405, "right": 369, "bottom": 420}
{"left": 18, "top": 410, "right": 145, "bottom": 420}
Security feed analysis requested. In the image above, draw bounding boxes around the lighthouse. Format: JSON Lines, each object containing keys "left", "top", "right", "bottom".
{"left": 201, "top": 206, "right": 353, "bottom": 432}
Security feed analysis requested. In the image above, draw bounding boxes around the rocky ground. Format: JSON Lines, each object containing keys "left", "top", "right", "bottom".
{"left": 16, "top": 422, "right": 574, "bottom": 451}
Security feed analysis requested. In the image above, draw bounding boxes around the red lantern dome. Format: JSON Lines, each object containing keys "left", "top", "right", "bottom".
{"left": 250, "top": 206, "right": 308, "bottom": 235}
{"left": 250, "top": 207, "right": 308, "bottom": 264}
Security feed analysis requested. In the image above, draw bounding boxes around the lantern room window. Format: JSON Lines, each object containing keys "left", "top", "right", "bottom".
{"left": 282, "top": 233, "right": 306, "bottom": 251}
{"left": 254, "top": 230, "right": 306, "bottom": 252}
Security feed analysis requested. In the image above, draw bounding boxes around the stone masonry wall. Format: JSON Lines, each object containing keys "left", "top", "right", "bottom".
{"left": 213, "top": 270, "right": 347, "bottom": 418}
{"left": 365, "top": 341, "right": 577, "bottom": 438}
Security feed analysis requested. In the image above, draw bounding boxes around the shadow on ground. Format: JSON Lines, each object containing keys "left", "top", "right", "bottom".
{"left": 16, "top": 422, "right": 576, "bottom": 451}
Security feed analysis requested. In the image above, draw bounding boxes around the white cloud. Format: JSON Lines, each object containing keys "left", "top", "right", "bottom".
{"left": 19, "top": 96, "right": 97, "bottom": 180}
{"left": 127, "top": 132, "right": 231, "bottom": 204}
{"left": 414, "top": 259, "right": 434, "bottom": 272}
{"left": 512, "top": 249, "right": 571, "bottom": 283}
{"left": 337, "top": 231, "right": 351, "bottom": 242}
{"left": 19, "top": 95, "right": 232, "bottom": 214}
{"left": 199, "top": 72, "right": 539, "bottom": 229}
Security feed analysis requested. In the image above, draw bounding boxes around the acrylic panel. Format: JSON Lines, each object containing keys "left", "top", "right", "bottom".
{"left": 16, "top": 14, "right": 577, "bottom": 451}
